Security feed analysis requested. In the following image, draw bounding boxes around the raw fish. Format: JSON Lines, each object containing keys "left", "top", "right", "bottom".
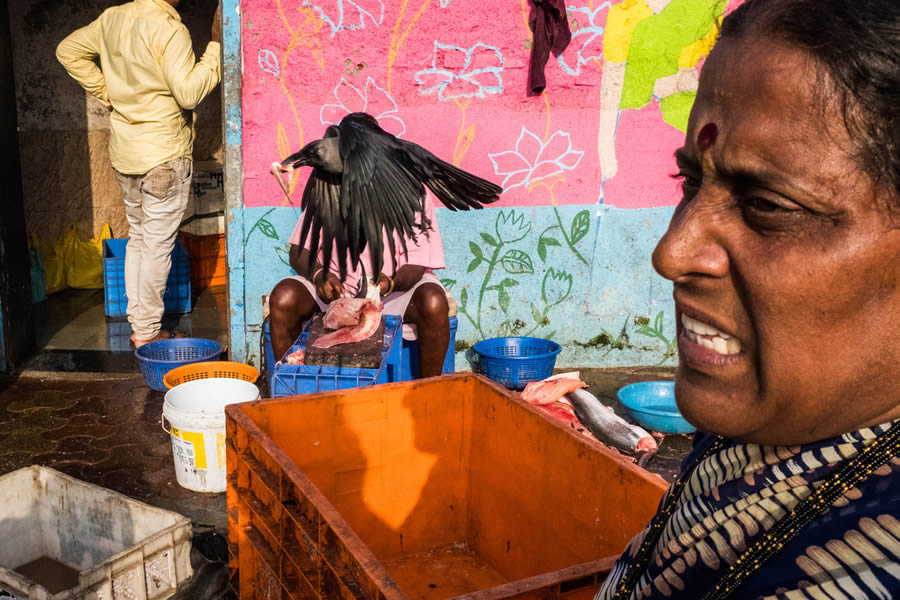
{"left": 284, "top": 348, "right": 305, "bottom": 364}
{"left": 312, "top": 300, "right": 383, "bottom": 348}
{"left": 566, "top": 388, "right": 658, "bottom": 461}
{"left": 323, "top": 298, "right": 371, "bottom": 329}
{"left": 521, "top": 372, "right": 587, "bottom": 405}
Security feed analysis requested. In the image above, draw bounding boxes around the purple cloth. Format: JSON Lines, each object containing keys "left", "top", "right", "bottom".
{"left": 528, "top": 0, "right": 571, "bottom": 96}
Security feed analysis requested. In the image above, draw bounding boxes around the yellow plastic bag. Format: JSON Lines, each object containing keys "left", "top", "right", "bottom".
{"left": 36, "top": 234, "right": 66, "bottom": 295}
{"left": 64, "top": 223, "right": 112, "bottom": 290}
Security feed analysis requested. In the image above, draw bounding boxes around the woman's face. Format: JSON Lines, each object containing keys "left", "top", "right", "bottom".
{"left": 652, "top": 37, "right": 900, "bottom": 445}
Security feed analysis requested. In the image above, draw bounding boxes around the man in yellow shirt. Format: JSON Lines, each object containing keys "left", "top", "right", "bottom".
{"left": 57, "top": 0, "right": 221, "bottom": 347}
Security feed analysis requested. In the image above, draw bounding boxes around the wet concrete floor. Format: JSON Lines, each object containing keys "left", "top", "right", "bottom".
{"left": 0, "top": 366, "right": 686, "bottom": 596}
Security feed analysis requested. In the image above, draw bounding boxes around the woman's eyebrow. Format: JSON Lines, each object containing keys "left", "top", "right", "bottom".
{"left": 674, "top": 148, "right": 698, "bottom": 168}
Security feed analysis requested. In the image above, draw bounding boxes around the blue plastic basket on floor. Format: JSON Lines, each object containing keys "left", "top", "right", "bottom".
{"left": 473, "top": 336, "right": 561, "bottom": 390}
{"left": 135, "top": 338, "right": 223, "bottom": 392}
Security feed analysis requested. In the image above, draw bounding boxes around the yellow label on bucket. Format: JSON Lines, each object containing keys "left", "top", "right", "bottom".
{"left": 171, "top": 425, "right": 208, "bottom": 470}
{"left": 216, "top": 433, "right": 226, "bottom": 469}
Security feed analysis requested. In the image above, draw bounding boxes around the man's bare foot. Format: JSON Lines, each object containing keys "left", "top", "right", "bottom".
{"left": 134, "top": 330, "right": 182, "bottom": 348}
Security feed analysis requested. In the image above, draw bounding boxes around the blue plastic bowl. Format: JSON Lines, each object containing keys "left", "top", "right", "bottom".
{"left": 472, "top": 336, "right": 561, "bottom": 390}
{"left": 616, "top": 381, "right": 696, "bottom": 434}
{"left": 135, "top": 338, "right": 223, "bottom": 392}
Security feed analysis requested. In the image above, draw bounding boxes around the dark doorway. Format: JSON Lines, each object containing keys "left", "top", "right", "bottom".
{"left": 0, "top": 0, "right": 34, "bottom": 374}
{"left": 6, "top": 0, "right": 227, "bottom": 374}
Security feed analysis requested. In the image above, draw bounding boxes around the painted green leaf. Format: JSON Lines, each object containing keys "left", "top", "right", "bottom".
{"left": 500, "top": 278, "right": 519, "bottom": 288}
{"left": 497, "top": 320, "right": 514, "bottom": 337}
{"left": 460, "top": 287, "right": 468, "bottom": 309}
{"left": 570, "top": 210, "right": 590, "bottom": 244}
{"left": 498, "top": 287, "right": 510, "bottom": 313}
{"left": 469, "top": 241, "right": 483, "bottom": 260}
{"left": 480, "top": 232, "right": 498, "bottom": 247}
{"left": 538, "top": 236, "right": 561, "bottom": 261}
{"left": 467, "top": 257, "right": 482, "bottom": 273}
{"left": 546, "top": 330, "right": 557, "bottom": 340}
{"left": 258, "top": 219, "right": 279, "bottom": 240}
{"left": 531, "top": 303, "right": 542, "bottom": 323}
{"left": 275, "top": 244, "right": 291, "bottom": 267}
{"left": 500, "top": 249, "right": 534, "bottom": 275}
{"left": 440, "top": 278, "right": 456, "bottom": 289}
{"left": 654, "top": 310, "right": 665, "bottom": 334}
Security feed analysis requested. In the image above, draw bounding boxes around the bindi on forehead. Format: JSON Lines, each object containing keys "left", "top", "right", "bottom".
{"left": 697, "top": 123, "right": 718, "bottom": 151}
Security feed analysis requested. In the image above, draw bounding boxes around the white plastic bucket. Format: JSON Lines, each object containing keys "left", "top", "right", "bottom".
{"left": 162, "top": 378, "right": 260, "bottom": 493}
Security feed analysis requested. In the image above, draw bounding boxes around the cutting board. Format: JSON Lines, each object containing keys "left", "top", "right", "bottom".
{"left": 304, "top": 314, "right": 386, "bottom": 369}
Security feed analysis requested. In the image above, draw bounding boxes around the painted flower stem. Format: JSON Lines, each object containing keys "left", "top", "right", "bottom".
{"left": 459, "top": 306, "right": 482, "bottom": 338}
{"left": 554, "top": 206, "right": 589, "bottom": 265}
{"left": 476, "top": 241, "right": 505, "bottom": 335}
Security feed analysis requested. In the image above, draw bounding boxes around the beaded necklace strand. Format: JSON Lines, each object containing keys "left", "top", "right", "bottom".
{"left": 613, "top": 425, "right": 900, "bottom": 600}
{"left": 701, "top": 423, "right": 900, "bottom": 600}
{"left": 612, "top": 436, "right": 730, "bottom": 600}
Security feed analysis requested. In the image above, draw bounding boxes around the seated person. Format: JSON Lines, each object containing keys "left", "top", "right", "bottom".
{"left": 596, "top": 0, "right": 900, "bottom": 598}
{"left": 268, "top": 193, "right": 450, "bottom": 378}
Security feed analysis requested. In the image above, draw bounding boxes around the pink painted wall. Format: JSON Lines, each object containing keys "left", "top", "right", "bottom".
{"left": 242, "top": 0, "right": 740, "bottom": 209}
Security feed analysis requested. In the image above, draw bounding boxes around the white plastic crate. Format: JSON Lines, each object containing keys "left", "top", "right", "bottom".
{"left": 0, "top": 466, "right": 192, "bottom": 599}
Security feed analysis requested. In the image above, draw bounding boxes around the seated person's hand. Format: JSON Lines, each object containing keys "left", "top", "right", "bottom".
{"left": 378, "top": 273, "right": 395, "bottom": 297}
{"left": 314, "top": 270, "right": 344, "bottom": 303}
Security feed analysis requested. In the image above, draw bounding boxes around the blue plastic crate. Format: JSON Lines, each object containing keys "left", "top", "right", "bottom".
{"left": 102, "top": 238, "right": 191, "bottom": 318}
{"left": 397, "top": 315, "right": 458, "bottom": 381}
{"left": 472, "top": 336, "right": 561, "bottom": 390}
{"left": 270, "top": 315, "right": 402, "bottom": 397}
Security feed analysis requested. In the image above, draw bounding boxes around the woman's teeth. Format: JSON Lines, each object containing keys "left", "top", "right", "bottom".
{"left": 682, "top": 314, "right": 742, "bottom": 355}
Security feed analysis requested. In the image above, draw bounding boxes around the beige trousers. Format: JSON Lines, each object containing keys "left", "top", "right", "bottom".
{"left": 115, "top": 157, "right": 192, "bottom": 340}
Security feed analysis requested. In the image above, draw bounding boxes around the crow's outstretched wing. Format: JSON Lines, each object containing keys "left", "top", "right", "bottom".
{"left": 393, "top": 139, "right": 504, "bottom": 211}
{"left": 338, "top": 115, "right": 429, "bottom": 278}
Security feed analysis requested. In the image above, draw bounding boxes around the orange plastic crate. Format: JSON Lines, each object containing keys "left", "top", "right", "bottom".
{"left": 225, "top": 374, "right": 667, "bottom": 599}
{"left": 179, "top": 231, "right": 226, "bottom": 289}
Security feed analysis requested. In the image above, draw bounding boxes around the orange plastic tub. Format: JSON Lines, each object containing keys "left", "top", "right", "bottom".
{"left": 225, "top": 374, "right": 667, "bottom": 599}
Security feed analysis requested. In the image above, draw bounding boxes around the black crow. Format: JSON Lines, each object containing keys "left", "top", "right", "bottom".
{"left": 270, "top": 112, "right": 503, "bottom": 282}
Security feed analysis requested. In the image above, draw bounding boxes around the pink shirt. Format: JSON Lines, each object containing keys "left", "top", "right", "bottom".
{"left": 288, "top": 193, "right": 446, "bottom": 296}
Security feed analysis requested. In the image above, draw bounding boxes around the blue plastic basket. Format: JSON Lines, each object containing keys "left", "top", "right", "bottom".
{"left": 135, "top": 338, "right": 223, "bottom": 392}
{"left": 472, "top": 336, "right": 561, "bottom": 390}
{"left": 270, "top": 315, "right": 402, "bottom": 397}
{"left": 616, "top": 381, "right": 695, "bottom": 434}
{"left": 103, "top": 238, "right": 192, "bottom": 318}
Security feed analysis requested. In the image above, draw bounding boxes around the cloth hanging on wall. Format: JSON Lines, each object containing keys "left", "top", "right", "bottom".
{"left": 528, "top": 0, "right": 572, "bottom": 96}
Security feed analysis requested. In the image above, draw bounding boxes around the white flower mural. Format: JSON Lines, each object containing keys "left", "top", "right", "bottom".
{"left": 558, "top": 3, "right": 611, "bottom": 76}
{"left": 415, "top": 42, "right": 504, "bottom": 101}
{"left": 489, "top": 127, "right": 585, "bottom": 191}
{"left": 320, "top": 76, "right": 405, "bottom": 137}
{"left": 302, "top": 0, "right": 385, "bottom": 37}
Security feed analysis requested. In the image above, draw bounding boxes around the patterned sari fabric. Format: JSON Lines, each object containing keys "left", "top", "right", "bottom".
{"left": 596, "top": 421, "right": 900, "bottom": 600}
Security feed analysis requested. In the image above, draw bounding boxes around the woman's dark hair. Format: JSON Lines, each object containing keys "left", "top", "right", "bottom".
{"left": 720, "top": 0, "right": 900, "bottom": 204}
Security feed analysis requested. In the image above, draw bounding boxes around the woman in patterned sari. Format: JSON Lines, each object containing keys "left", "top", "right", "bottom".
{"left": 596, "top": 1, "right": 900, "bottom": 598}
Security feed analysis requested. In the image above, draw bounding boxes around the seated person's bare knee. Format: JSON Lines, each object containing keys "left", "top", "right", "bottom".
{"left": 411, "top": 283, "right": 449, "bottom": 326}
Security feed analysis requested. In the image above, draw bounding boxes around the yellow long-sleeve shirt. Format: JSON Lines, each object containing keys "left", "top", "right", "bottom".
{"left": 56, "top": 0, "right": 221, "bottom": 175}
